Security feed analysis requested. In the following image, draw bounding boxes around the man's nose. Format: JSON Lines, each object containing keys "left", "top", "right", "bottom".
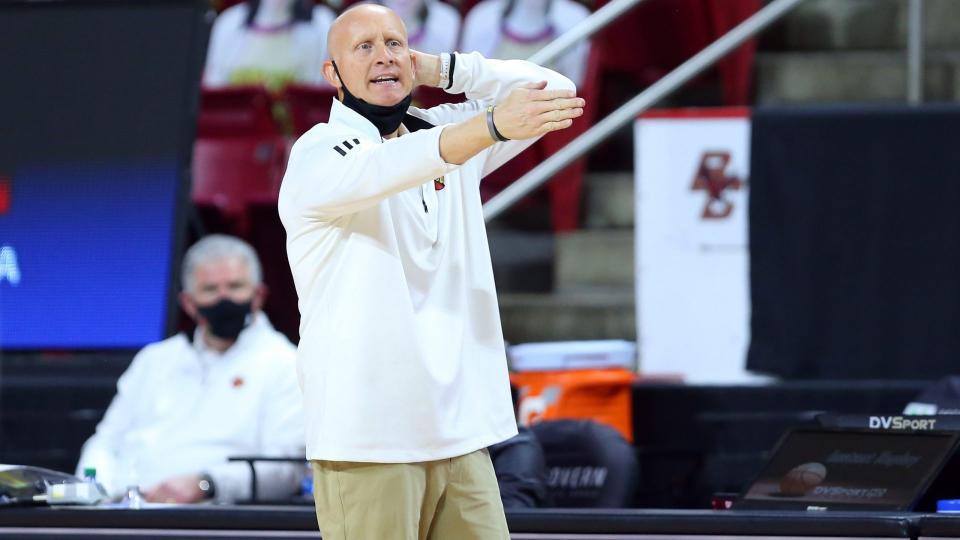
{"left": 374, "top": 42, "right": 397, "bottom": 65}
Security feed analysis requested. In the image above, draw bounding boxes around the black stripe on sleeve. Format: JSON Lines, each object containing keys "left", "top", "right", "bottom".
{"left": 342, "top": 140, "right": 353, "bottom": 150}
{"left": 334, "top": 145, "right": 346, "bottom": 156}
{"left": 353, "top": 138, "right": 359, "bottom": 145}
{"left": 446, "top": 53, "right": 456, "bottom": 90}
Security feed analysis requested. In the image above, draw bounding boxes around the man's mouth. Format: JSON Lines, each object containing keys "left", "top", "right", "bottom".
{"left": 370, "top": 75, "right": 399, "bottom": 87}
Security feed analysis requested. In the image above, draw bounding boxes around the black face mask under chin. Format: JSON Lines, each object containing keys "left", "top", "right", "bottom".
{"left": 332, "top": 61, "right": 412, "bottom": 137}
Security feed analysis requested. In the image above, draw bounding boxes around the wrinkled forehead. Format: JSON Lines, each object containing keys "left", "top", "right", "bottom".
{"left": 329, "top": 6, "right": 408, "bottom": 56}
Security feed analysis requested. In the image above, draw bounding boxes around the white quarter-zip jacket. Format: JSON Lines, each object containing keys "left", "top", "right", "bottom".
{"left": 278, "top": 52, "right": 575, "bottom": 462}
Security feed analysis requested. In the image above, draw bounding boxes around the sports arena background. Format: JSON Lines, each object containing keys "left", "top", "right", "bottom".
{"left": 3, "top": 0, "right": 960, "bottom": 537}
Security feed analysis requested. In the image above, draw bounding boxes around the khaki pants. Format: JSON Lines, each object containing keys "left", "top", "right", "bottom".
{"left": 312, "top": 448, "right": 510, "bottom": 540}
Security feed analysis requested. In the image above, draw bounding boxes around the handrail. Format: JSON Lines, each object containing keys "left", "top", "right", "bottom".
{"left": 527, "top": 0, "right": 650, "bottom": 67}
{"left": 484, "top": 0, "right": 807, "bottom": 222}
{"left": 907, "top": 0, "right": 924, "bottom": 104}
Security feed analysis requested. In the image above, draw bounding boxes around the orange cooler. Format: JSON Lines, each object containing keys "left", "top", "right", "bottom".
{"left": 508, "top": 341, "right": 637, "bottom": 442}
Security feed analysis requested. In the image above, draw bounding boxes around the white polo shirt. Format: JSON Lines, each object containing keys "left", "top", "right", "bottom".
{"left": 278, "top": 52, "right": 575, "bottom": 462}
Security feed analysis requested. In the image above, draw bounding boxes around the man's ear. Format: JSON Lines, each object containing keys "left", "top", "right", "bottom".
{"left": 179, "top": 292, "right": 199, "bottom": 322}
{"left": 252, "top": 284, "right": 268, "bottom": 313}
{"left": 322, "top": 60, "right": 341, "bottom": 89}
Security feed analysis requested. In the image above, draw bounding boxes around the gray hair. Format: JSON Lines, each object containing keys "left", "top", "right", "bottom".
{"left": 181, "top": 234, "right": 263, "bottom": 293}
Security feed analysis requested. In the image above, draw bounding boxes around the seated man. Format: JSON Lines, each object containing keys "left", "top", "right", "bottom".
{"left": 76, "top": 235, "right": 304, "bottom": 503}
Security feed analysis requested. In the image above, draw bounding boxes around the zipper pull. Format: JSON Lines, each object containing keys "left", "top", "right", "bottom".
{"left": 422, "top": 198, "right": 428, "bottom": 213}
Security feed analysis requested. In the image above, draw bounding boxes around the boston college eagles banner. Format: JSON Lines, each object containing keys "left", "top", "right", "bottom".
{"left": 635, "top": 109, "right": 757, "bottom": 382}
{"left": 748, "top": 106, "right": 960, "bottom": 379}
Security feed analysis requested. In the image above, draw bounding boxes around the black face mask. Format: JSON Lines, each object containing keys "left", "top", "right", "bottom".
{"left": 332, "top": 61, "right": 412, "bottom": 137}
{"left": 196, "top": 299, "right": 253, "bottom": 341}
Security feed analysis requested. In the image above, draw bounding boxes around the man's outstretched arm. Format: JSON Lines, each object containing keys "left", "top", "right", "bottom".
{"left": 281, "top": 87, "right": 582, "bottom": 220}
{"left": 438, "top": 80, "right": 583, "bottom": 165}
{"left": 412, "top": 51, "right": 583, "bottom": 171}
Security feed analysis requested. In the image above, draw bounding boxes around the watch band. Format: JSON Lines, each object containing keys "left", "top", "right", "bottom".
{"left": 486, "top": 105, "right": 509, "bottom": 142}
{"left": 438, "top": 53, "right": 451, "bottom": 90}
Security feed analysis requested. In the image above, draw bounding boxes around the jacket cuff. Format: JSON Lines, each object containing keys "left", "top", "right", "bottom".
{"left": 445, "top": 51, "right": 481, "bottom": 96}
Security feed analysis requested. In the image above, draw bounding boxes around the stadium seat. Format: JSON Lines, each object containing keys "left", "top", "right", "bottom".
{"left": 193, "top": 85, "right": 287, "bottom": 234}
{"left": 284, "top": 83, "right": 338, "bottom": 136}
{"left": 531, "top": 419, "right": 639, "bottom": 508}
{"left": 197, "top": 85, "right": 280, "bottom": 138}
{"left": 414, "top": 86, "right": 465, "bottom": 109}
{"left": 593, "top": 0, "right": 759, "bottom": 105}
{"left": 191, "top": 136, "right": 287, "bottom": 233}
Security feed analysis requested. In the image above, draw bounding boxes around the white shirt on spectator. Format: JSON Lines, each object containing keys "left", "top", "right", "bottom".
{"left": 76, "top": 315, "right": 304, "bottom": 503}
{"left": 204, "top": 2, "right": 335, "bottom": 90}
{"left": 382, "top": 0, "right": 462, "bottom": 55}
{"left": 461, "top": 0, "right": 590, "bottom": 86}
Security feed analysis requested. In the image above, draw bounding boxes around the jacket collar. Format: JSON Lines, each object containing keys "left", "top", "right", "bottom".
{"left": 329, "top": 98, "right": 382, "bottom": 141}
{"left": 328, "top": 97, "right": 436, "bottom": 140}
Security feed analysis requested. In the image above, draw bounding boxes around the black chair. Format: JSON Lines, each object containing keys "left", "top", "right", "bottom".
{"left": 531, "top": 419, "right": 639, "bottom": 507}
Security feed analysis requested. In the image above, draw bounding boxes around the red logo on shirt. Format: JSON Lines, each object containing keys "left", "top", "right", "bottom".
{"left": 434, "top": 176, "right": 445, "bottom": 191}
{"left": 0, "top": 175, "right": 10, "bottom": 215}
{"left": 231, "top": 376, "right": 244, "bottom": 388}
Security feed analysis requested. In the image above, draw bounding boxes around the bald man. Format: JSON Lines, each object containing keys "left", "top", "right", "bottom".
{"left": 278, "top": 5, "right": 583, "bottom": 539}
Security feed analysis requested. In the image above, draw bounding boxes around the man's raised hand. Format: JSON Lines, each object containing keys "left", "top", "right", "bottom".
{"left": 491, "top": 81, "right": 585, "bottom": 140}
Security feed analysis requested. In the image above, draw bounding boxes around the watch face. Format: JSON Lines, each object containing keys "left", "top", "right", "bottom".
{"left": 198, "top": 475, "right": 216, "bottom": 499}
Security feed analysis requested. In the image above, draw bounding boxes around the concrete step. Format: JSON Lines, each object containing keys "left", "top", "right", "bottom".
{"left": 487, "top": 226, "right": 554, "bottom": 293}
{"left": 498, "top": 291, "right": 636, "bottom": 344}
{"left": 755, "top": 50, "right": 960, "bottom": 104}
{"left": 917, "top": 0, "right": 960, "bottom": 49}
{"left": 768, "top": 0, "right": 901, "bottom": 51}
{"left": 583, "top": 171, "right": 634, "bottom": 229}
{"left": 554, "top": 229, "right": 634, "bottom": 292}
{"left": 767, "top": 0, "right": 960, "bottom": 51}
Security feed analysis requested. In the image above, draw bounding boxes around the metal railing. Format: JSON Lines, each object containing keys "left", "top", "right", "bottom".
{"left": 483, "top": 0, "right": 807, "bottom": 222}
{"left": 907, "top": 0, "right": 924, "bottom": 105}
{"left": 527, "top": 0, "right": 649, "bottom": 67}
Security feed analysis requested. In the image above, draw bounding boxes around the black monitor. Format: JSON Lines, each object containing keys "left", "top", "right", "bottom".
{"left": 0, "top": 0, "right": 210, "bottom": 349}
{"left": 734, "top": 427, "right": 959, "bottom": 511}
